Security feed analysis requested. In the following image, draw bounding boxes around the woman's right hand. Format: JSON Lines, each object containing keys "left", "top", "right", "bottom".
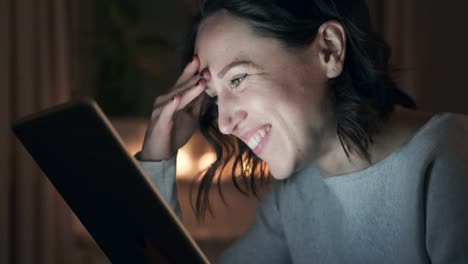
{"left": 140, "top": 55, "right": 211, "bottom": 161}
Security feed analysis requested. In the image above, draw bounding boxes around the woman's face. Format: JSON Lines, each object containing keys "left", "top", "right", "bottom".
{"left": 196, "top": 11, "right": 334, "bottom": 179}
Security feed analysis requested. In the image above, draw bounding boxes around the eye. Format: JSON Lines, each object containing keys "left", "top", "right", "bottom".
{"left": 229, "top": 74, "right": 248, "bottom": 89}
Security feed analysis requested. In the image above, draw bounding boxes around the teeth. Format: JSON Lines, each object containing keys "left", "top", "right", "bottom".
{"left": 248, "top": 137, "right": 260, "bottom": 150}
{"left": 259, "top": 129, "right": 266, "bottom": 138}
{"left": 254, "top": 134, "right": 262, "bottom": 142}
{"left": 247, "top": 127, "right": 269, "bottom": 150}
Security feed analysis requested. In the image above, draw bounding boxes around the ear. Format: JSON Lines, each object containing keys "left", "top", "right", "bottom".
{"left": 317, "top": 20, "right": 346, "bottom": 79}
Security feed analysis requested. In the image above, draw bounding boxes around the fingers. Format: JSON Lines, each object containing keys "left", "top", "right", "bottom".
{"left": 151, "top": 55, "right": 211, "bottom": 122}
{"left": 158, "top": 95, "right": 181, "bottom": 122}
{"left": 143, "top": 56, "right": 209, "bottom": 161}
{"left": 153, "top": 78, "right": 203, "bottom": 109}
{"left": 165, "top": 77, "right": 201, "bottom": 102}
{"left": 176, "top": 79, "right": 207, "bottom": 111}
{"left": 156, "top": 79, "right": 206, "bottom": 116}
{"left": 176, "top": 68, "right": 211, "bottom": 111}
{"left": 157, "top": 78, "right": 205, "bottom": 117}
{"left": 153, "top": 68, "right": 211, "bottom": 109}
{"left": 174, "top": 55, "right": 200, "bottom": 87}
{"left": 191, "top": 89, "right": 208, "bottom": 116}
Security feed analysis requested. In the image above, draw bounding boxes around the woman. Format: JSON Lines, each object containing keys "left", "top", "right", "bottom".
{"left": 137, "top": 0, "right": 468, "bottom": 262}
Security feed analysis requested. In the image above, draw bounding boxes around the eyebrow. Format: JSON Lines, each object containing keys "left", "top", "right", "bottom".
{"left": 217, "top": 59, "right": 262, "bottom": 78}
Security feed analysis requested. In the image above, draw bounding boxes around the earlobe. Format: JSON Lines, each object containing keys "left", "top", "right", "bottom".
{"left": 317, "top": 20, "right": 346, "bottom": 79}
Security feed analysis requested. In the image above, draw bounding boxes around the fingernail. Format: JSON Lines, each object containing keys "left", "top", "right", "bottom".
{"left": 203, "top": 70, "right": 211, "bottom": 79}
{"left": 197, "top": 78, "right": 206, "bottom": 86}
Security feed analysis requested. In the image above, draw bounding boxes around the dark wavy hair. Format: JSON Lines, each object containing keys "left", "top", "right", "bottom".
{"left": 181, "top": 0, "right": 417, "bottom": 220}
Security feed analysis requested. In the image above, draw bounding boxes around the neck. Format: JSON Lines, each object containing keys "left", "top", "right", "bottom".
{"left": 310, "top": 102, "right": 379, "bottom": 177}
{"left": 312, "top": 106, "right": 433, "bottom": 177}
{"left": 313, "top": 132, "right": 372, "bottom": 177}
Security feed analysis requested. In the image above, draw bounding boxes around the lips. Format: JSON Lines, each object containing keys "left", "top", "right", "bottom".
{"left": 240, "top": 124, "right": 272, "bottom": 154}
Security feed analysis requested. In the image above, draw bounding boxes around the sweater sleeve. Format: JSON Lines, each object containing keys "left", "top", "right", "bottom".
{"left": 425, "top": 133, "right": 468, "bottom": 263}
{"left": 134, "top": 152, "right": 182, "bottom": 220}
{"left": 217, "top": 184, "right": 291, "bottom": 263}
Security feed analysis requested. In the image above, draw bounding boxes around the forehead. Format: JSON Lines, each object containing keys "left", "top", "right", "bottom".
{"left": 196, "top": 11, "right": 248, "bottom": 49}
{"left": 195, "top": 11, "right": 267, "bottom": 70}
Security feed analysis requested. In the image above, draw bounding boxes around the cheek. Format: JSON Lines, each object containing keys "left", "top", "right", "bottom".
{"left": 248, "top": 77, "right": 290, "bottom": 106}
{"left": 259, "top": 74, "right": 305, "bottom": 107}
{"left": 239, "top": 78, "right": 281, "bottom": 108}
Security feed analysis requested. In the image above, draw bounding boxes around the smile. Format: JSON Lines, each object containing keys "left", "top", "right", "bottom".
{"left": 244, "top": 125, "right": 271, "bottom": 155}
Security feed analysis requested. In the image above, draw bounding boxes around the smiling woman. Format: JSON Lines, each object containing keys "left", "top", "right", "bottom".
{"left": 196, "top": 10, "right": 336, "bottom": 181}
{"left": 136, "top": 0, "right": 468, "bottom": 263}
{"left": 187, "top": 0, "right": 417, "bottom": 210}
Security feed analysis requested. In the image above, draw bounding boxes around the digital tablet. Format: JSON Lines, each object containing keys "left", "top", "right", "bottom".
{"left": 12, "top": 98, "right": 210, "bottom": 264}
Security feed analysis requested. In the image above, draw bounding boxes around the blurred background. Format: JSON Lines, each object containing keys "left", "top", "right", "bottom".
{"left": 1, "top": 0, "right": 468, "bottom": 263}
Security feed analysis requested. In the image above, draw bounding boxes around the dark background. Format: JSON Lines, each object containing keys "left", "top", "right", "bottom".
{"left": 2, "top": 0, "right": 468, "bottom": 263}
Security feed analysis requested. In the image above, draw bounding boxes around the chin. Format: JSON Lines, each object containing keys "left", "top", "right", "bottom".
{"left": 268, "top": 162, "right": 295, "bottom": 180}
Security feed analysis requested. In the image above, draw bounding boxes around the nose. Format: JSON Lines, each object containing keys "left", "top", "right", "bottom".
{"left": 217, "top": 95, "right": 247, "bottom": 135}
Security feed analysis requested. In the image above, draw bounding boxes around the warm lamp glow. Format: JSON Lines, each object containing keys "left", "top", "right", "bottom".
{"left": 176, "top": 149, "right": 195, "bottom": 178}
{"left": 110, "top": 119, "right": 233, "bottom": 181}
{"left": 110, "top": 118, "right": 147, "bottom": 155}
{"left": 198, "top": 152, "right": 216, "bottom": 171}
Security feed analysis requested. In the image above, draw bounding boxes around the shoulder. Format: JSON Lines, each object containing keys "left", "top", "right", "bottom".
{"left": 397, "top": 111, "right": 468, "bottom": 168}
{"left": 422, "top": 114, "right": 468, "bottom": 262}
{"left": 431, "top": 112, "right": 468, "bottom": 137}
{"left": 419, "top": 112, "right": 468, "bottom": 153}
{"left": 418, "top": 113, "right": 468, "bottom": 205}
{"left": 429, "top": 112, "right": 468, "bottom": 159}
{"left": 376, "top": 107, "right": 468, "bottom": 162}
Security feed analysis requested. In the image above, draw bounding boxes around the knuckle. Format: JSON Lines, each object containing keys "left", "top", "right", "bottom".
{"left": 153, "top": 96, "right": 164, "bottom": 106}
{"left": 150, "top": 109, "right": 162, "bottom": 120}
{"left": 160, "top": 109, "right": 174, "bottom": 120}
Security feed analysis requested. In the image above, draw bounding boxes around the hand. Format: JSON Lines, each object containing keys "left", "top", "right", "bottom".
{"left": 140, "top": 55, "right": 211, "bottom": 161}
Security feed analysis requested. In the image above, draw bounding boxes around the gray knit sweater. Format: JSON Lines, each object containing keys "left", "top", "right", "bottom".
{"left": 137, "top": 113, "right": 468, "bottom": 263}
